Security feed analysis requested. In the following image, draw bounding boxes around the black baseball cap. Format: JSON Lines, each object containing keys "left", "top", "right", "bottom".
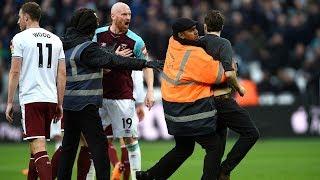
{"left": 172, "top": 18, "right": 198, "bottom": 36}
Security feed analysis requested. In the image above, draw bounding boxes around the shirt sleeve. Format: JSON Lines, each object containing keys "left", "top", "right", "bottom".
{"left": 58, "top": 41, "right": 65, "bottom": 60}
{"left": 199, "top": 37, "right": 218, "bottom": 59}
{"left": 11, "top": 35, "right": 23, "bottom": 58}
{"left": 132, "top": 70, "right": 145, "bottom": 103}
{"left": 92, "top": 33, "right": 97, "bottom": 42}
{"left": 219, "top": 39, "right": 234, "bottom": 71}
{"left": 133, "top": 37, "right": 148, "bottom": 60}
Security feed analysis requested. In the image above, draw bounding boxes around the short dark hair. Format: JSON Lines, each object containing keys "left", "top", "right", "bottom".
{"left": 69, "top": 8, "right": 98, "bottom": 36}
{"left": 204, "top": 10, "right": 224, "bottom": 32}
{"left": 21, "top": 2, "right": 41, "bottom": 21}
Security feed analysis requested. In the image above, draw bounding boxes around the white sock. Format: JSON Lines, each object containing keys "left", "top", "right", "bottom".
{"left": 126, "top": 141, "right": 141, "bottom": 180}
{"left": 55, "top": 140, "right": 62, "bottom": 150}
{"left": 86, "top": 159, "right": 96, "bottom": 180}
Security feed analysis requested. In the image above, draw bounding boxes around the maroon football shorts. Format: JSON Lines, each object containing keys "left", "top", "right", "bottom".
{"left": 21, "top": 102, "right": 57, "bottom": 141}
{"left": 104, "top": 125, "right": 113, "bottom": 138}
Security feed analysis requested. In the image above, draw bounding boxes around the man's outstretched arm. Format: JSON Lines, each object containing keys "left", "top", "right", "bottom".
{"left": 81, "top": 43, "right": 162, "bottom": 70}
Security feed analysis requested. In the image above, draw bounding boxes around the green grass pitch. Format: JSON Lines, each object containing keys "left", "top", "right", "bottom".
{"left": 0, "top": 138, "right": 319, "bottom": 180}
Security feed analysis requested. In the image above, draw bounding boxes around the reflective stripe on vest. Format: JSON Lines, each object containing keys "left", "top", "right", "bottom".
{"left": 66, "top": 44, "right": 103, "bottom": 96}
{"left": 161, "top": 50, "right": 224, "bottom": 86}
{"left": 161, "top": 50, "right": 194, "bottom": 86}
{"left": 165, "top": 110, "right": 217, "bottom": 122}
{"left": 68, "top": 41, "right": 102, "bottom": 81}
{"left": 65, "top": 89, "right": 103, "bottom": 96}
{"left": 64, "top": 41, "right": 103, "bottom": 111}
{"left": 161, "top": 73, "right": 193, "bottom": 86}
{"left": 69, "top": 42, "right": 90, "bottom": 76}
{"left": 67, "top": 72, "right": 102, "bottom": 82}
{"left": 175, "top": 50, "right": 191, "bottom": 82}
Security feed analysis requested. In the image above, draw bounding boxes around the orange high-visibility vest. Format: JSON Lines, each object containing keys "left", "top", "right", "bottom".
{"left": 160, "top": 37, "right": 227, "bottom": 136}
{"left": 161, "top": 37, "right": 226, "bottom": 103}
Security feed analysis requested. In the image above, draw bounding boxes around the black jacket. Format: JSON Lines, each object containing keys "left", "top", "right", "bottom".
{"left": 62, "top": 28, "right": 147, "bottom": 70}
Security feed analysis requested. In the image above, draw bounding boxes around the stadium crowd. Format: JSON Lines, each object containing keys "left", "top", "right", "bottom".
{"left": 1, "top": 0, "right": 320, "bottom": 105}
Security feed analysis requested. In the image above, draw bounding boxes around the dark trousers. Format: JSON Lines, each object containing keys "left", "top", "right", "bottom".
{"left": 215, "top": 97, "right": 260, "bottom": 174}
{"left": 147, "top": 133, "right": 223, "bottom": 180}
{"left": 57, "top": 105, "right": 110, "bottom": 180}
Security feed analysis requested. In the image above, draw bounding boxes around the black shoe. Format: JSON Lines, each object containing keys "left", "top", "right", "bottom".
{"left": 136, "top": 171, "right": 168, "bottom": 180}
{"left": 218, "top": 164, "right": 231, "bottom": 180}
{"left": 136, "top": 171, "right": 151, "bottom": 180}
{"left": 218, "top": 172, "right": 230, "bottom": 180}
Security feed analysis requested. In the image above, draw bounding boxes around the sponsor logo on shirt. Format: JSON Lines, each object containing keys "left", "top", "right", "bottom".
{"left": 125, "top": 129, "right": 131, "bottom": 133}
{"left": 120, "top": 43, "right": 128, "bottom": 50}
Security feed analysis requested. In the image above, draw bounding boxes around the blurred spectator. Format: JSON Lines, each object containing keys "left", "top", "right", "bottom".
{"left": 233, "top": 30, "right": 255, "bottom": 62}
{"left": 261, "top": 32, "right": 289, "bottom": 74}
{"left": 307, "top": 2, "right": 320, "bottom": 36}
{"left": 310, "top": 28, "right": 320, "bottom": 50}
{"left": 235, "top": 76, "right": 259, "bottom": 106}
{"left": 271, "top": 13, "right": 287, "bottom": 35}
{"left": 1, "top": 0, "right": 320, "bottom": 105}
{"left": 276, "top": 68, "right": 300, "bottom": 95}
{"left": 257, "top": 70, "right": 277, "bottom": 94}
{"left": 285, "top": 13, "right": 308, "bottom": 48}
{"left": 222, "top": 11, "right": 244, "bottom": 42}
{"left": 289, "top": 43, "right": 306, "bottom": 69}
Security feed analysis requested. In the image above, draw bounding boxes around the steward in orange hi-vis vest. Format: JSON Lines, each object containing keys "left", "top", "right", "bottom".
{"left": 161, "top": 36, "right": 227, "bottom": 136}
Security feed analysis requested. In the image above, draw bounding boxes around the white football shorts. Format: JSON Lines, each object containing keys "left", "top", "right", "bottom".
{"left": 99, "top": 99, "right": 138, "bottom": 138}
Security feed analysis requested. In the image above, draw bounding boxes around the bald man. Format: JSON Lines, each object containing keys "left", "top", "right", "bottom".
{"left": 93, "top": 2, "right": 154, "bottom": 180}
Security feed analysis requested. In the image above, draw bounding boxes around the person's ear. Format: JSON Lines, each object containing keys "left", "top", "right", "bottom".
{"left": 178, "top": 32, "right": 184, "bottom": 39}
{"left": 24, "top": 14, "right": 30, "bottom": 23}
{"left": 111, "top": 13, "right": 116, "bottom": 21}
{"left": 204, "top": 24, "right": 208, "bottom": 33}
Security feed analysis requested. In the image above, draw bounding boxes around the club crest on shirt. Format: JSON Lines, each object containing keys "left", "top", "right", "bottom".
{"left": 120, "top": 43, "right": 128, "bottom": 50}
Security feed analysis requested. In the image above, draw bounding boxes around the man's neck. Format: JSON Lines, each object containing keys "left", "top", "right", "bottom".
{"left": 26, "top": 22, "right": 40, "bottom": 29}
{"left": 110, "top": 24, "right": 126, "bottom": 34}
{"left": 206, "top": 31, "right": 220, "bottom": 37}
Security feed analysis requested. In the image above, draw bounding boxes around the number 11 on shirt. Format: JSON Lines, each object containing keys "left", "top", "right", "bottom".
{"left": 37, "top": 43, "right": 52, "bottom": 68}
